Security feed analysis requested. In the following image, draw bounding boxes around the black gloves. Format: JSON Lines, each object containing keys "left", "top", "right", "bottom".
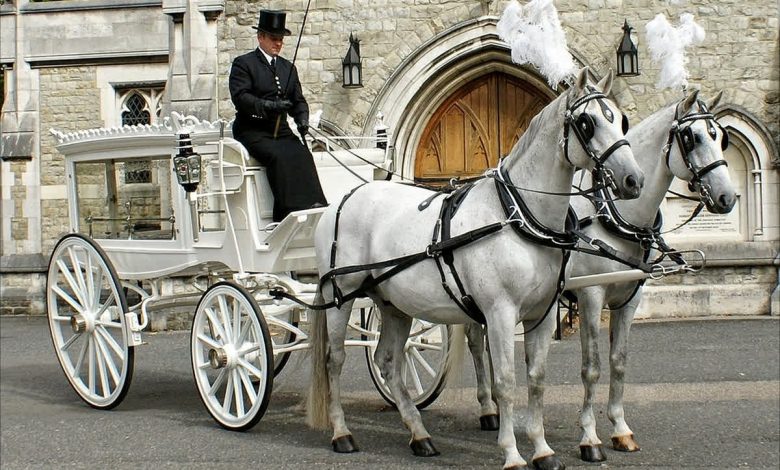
{"left": 297, "top": 122, "right": 309, "bottom": 139}
{"left": 257, "top": 99, "right": 292, "bottom": 117}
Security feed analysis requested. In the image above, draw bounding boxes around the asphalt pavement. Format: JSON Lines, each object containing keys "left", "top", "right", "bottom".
{"left": 1, "top": 315, "right": 778, "bottom": 469}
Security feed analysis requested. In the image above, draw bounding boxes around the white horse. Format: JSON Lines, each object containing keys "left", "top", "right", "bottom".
{"left": 464, "top": 90, "right": 736, "bottom": 463}
{"left": 307, "top": 68, "right": 643, "bottom": 470}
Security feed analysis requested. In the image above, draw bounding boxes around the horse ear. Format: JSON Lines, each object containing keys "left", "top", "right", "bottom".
{"left": 681, "top": 89, "right": 700, "bottom": 115}
{"left": 575, "top": 67, "right": 589, "bottom": 93}
{"left": 596, "top": 69, "right": 614, "bottom": 95}
{"left": 708, "top": 90, "right": 724, "bottom": 110}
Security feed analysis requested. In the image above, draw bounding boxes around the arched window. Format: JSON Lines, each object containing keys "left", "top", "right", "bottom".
{"left": 116, "top": 86, "right": 165, "bottom": 184}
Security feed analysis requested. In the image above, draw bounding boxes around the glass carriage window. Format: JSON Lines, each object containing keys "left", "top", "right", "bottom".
{"left": 73, "top": 157, "right": 175, "bottom": 240}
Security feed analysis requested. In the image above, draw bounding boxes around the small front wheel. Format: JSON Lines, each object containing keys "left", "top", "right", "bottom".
{"left": 191, "top": 281, "right": 274, "bottom": 431}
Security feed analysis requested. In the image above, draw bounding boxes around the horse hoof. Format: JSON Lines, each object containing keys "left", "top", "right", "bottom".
{"left": 480, "top": 414, "right": 500, "bottom": 431}
{"left": 410, "top": 437, "right": 440, "bottom": 457}
{"left": 612, "top": 434, "right": 640, "bottom": 452}
{"left": 579, "top": 444, "right": 607, "bottom": 462}
{"left": 332, "top": 434, "right": 359, "bottom": 453}
{"left": 532, "top": 454, "right": 565, "bottom": 470}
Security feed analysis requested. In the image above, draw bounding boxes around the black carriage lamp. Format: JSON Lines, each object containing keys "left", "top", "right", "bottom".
{"left": 174, "top": 133, "right": 202, "bottom": 193}
{"left": 342, "top": 33, "right": 363, "bottom": 89}
{"left": 616, "top": 19, "right": 640, "bottom": 77}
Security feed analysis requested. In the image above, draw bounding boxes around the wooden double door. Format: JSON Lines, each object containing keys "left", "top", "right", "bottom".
{"left": 414, "top": 73, "right": 552, "bottom": 184}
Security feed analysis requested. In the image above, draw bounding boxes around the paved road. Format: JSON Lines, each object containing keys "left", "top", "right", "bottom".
{"left": 1, "top": 315, "right": 778, "bottom": 469}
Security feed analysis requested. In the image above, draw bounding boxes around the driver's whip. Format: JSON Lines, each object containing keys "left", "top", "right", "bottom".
{"left": 274, "top": 0, "right": 312, "bottom": 138}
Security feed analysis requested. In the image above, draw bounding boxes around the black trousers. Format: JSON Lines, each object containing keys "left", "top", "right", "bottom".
{"left": 235, "top": 133, "right": 327, "bottom": 222}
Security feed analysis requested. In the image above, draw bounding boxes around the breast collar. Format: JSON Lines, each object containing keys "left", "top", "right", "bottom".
{"left": 494, "top": 164, "right": 579, "bottom": 249}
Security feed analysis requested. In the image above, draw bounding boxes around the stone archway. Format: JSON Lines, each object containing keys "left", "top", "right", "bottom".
{"left": 413, "top": 72, "right": 551, "bottom": 184}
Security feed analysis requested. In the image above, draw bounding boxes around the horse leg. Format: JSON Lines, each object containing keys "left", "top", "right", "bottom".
{"left": 577, "top": 287, "right": 608, "bottom": 462}
{"left": 523, "top": 311, "right": 565, "bottom": 470}
{"left": 485, "top": 311, "right": 527, "bottom": 469}
{"left": 608, "top": 292, "right": 641, "bottom": 453}
{"left": 323, "top": 300, "right": 359, "bottom": 452}
{"left": 374, "top": 304, "right": 439, "bottom": 456}
{"left": 466, "top": 323, "right": 499, "bottom": 430}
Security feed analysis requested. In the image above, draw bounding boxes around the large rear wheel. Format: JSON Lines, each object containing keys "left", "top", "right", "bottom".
{"left": 191, "top": 281, "right": 273, "bottom": 431}
{"left": 46, "top": 234, "right": 134, "bottom": 409}
{"left": 364, "top": 307, "right": 451, "bottom": 409}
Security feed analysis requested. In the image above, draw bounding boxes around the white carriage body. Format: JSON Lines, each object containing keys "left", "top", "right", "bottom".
{"left": 52, "top": 114, "right": 391, "bottom": 280}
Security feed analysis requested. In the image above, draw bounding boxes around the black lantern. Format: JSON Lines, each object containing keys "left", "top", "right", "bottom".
{"left": 173, "top": 133, "right": 202, "bottom": 192}
{"left": 342, "top": 33, "right": 363, "bottom": 89}
{"left": 616, "top": 19, "right": 639, "bottom": 77}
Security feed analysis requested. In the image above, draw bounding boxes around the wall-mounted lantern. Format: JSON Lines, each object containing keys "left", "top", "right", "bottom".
{"left": 616, "top": 19, "right": 640, "bottom": 77}
{"left": 342, "top": 33, "right": 363, "bottom": 89}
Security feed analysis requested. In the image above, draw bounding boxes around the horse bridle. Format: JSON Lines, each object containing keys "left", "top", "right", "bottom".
{"left": 563, "top": 86, "right": 631, "bottom": 190}
{"left": 664, "top": 99, "right": 729, "bottom": 207}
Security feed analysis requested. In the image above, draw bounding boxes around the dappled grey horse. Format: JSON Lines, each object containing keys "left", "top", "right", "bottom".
{"left": 307, "top": 68, "right": 643, "bottom": 469}
{"left": 464, "top": 89, "right": 736, "bottom": 463}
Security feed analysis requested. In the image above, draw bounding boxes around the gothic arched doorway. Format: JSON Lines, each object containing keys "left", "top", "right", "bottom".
{"left": 414, "top": 72, "right": 553, "bottom": 184}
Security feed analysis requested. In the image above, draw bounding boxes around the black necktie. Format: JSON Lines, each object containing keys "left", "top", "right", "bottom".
{"left": 270, "top": 57, "right": 276, "bottom": 69}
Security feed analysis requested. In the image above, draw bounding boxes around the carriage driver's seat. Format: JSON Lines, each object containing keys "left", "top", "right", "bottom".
{"left": 209, "top": 138, "right": 276, "bottom": 225}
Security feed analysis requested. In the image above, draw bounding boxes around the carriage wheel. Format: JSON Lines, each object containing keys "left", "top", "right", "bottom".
{"left": 191, "top": 281, "right": 273, "bottom": 431}
{"left": 46, "top": 233, "right": 134, "bottom": 409}
{"left": 364, "top": 307, "right": 451, "bottom": 409}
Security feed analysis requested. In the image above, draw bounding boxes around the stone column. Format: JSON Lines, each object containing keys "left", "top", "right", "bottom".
{"left": 162, "top": 0, "right": 224, "bottom": 120}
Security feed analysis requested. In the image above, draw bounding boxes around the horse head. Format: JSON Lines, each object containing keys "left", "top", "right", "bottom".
{"left": 563, "top": 68, "right": 644, "bottom": 199}
{"left": 666, "top": 90, "right": 736, "bottom": 214}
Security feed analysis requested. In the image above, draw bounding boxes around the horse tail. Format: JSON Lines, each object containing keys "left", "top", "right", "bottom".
{"left": 444, "top": 323, "right": 467, "bottom": 387}
{"left": 306, "top": 290, "right": 331, "bottom": 430}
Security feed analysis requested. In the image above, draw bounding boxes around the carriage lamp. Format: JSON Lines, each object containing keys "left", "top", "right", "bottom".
{"left": 174, "top": 133, "right": 202, "bottom": 241}
{"left": 616, "top": 19, "right": 640, "bottom": 77}
{"left": 342, "top": 33, "right": 363, "bottom": 89}
{"left": 174, "top": 134, "right": 202, "bottom": 193}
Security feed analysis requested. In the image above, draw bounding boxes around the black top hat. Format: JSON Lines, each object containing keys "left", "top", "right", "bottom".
{"left": 253, "top": 10, "right": 292, "bottom": 36}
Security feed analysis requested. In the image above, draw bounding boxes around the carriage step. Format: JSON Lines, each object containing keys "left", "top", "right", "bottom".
{"left": 125, "top": 313, "right": 146, "bottom": 347}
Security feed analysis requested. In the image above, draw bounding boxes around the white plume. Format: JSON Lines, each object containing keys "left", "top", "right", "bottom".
{"left": 497, "top": 0, "right": 577, "bottom": 87}
{"left": 645, "top": 13, "right": 705, "bottom": 90}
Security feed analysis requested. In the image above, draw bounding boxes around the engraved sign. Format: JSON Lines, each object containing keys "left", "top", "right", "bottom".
{"left": 662, "top": 196, "right": 742, "bottom": 239}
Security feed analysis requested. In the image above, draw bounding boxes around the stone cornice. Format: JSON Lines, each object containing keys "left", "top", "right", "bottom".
{"left": 20, "top": 0, "right": 161, "bottom": 14}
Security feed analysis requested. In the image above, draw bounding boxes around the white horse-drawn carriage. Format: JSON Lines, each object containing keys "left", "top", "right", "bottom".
{"left": 46, "top": 113, "right": 453, "bottom": 431}
{"left": 45, "top": 72, "right": 735, "bottom": 468}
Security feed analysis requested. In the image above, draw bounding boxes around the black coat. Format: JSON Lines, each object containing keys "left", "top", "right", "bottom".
{"left": 229, "top": 49, "right": 308, "bottom": 137}
{"left": 228, "top": 49, "right": 326, "bottom": 222}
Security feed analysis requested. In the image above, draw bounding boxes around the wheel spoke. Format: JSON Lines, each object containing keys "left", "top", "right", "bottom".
{"left": 407, "top": 340, "right": 443, "bottom": 352}
{"left": 232, "top": 369, "right": 244, "bottom": 417}
{"left": 204, "top": 307, "right": 229, "bottom": 343}
{"left": 72, "top": 334, "right": 89, "bottom": 375}
{"left": 237, "top": 367, "right": 257, "bottom": 406}
{"left": 95, "top": 325, "right": 125, "bottom": 360}
{"left": 222, "top": 371, "right": 234, "bottom": 413}
{"left": 52, "top": 285, "right": 85, "bottom": 314}
{"left": 87, "top": 336, "right": 96, "bottom": 396}
{"left": 237, "top": 342, "right": 263, "bottom": 356}
{"left": 217, "top": 296, "right": 232, "bottom": 343}
{"left": 208, "top": 368, "right": 228, "bottom": 396}
{"left": 237, "top": 358, "right": 264, "bottom": 380}
{"left": 94, "top": 335, "right": 112, "bottom": 395}
{"left": 95, "top": 335, "right": 119, "bottom": 396}
{"left": 66, "top": 246, "right": 90, "bottom": 308}
{"left": 409, "top": 346, "right": 437, "bottom": 378}
{"left": 196, "top": 332, "right": 221, "bottom": 350}
{"left": 60, "top": 331, "right": 82, "bottom": 352}
{"left": 405, "top": 351, "right": 424, "bottom": 395}
{"left": 232, "top": 297, "right": 241, "bottom": 342}
{"left": 85, "top": 252, "right": 97, "bottom": 311}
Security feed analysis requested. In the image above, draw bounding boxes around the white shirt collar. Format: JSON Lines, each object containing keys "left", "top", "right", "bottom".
{"left": 257, "top": 47, "right": 276, "bottom": 66}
